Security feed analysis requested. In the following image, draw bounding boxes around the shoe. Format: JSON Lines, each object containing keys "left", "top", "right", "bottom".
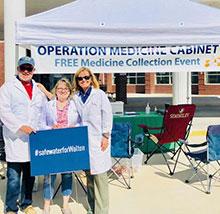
{"left": 23, "top": 205, "right": 36, "bottom": 214}
{"left": 87, "top": 209, "right": 93, "bottom": 214}
{"left": 61, "top": 207, "right": 72, "bottom": 214}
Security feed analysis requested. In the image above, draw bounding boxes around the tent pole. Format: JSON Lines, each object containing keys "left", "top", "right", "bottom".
{"left": 4, "top": 0, "right": 25, "bottom": 81}
{"left": 186, "top": 71, "right": 192, "bottom": 104}
{"left": 115, "top": 73, "right": 127, "bottom": 104}
{"left": 173, "top": 72, "right": 191, "bottom": 105}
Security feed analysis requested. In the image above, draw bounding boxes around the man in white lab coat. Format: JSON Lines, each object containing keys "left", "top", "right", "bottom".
{"left": 0, "top": 56, "right": 47, "bottom": 214}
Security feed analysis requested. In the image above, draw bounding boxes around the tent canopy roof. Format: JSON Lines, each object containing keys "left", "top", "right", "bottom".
{"left": 15, "top": 0, "right": 220, "bottom": 45}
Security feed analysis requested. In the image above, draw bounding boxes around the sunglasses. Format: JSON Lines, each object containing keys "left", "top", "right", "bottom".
{"left": 76, "top": 75, "right": 91, "bottom": 81}
{"left": 19, "top": 65, "right": 34, "bottom": 72}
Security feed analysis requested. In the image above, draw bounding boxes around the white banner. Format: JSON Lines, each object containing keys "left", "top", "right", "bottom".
{"left": 32, "top": 44, "right": 220, "bottom": 73}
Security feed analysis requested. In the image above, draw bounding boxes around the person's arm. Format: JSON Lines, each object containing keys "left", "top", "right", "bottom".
{"left": 0, "top": 84, "right": 35, "bottom": 134}
{"left": 37, "top": 83, "right": 54, "bottom": 100}
{"left": 100, "top": 90, "right": 113, "bottom": 151}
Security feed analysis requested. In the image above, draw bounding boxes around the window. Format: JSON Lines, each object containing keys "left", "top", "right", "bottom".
{"left": 191, "top": 72, "right": 198, "bottom": 85}
{"left": 113, "top": 73, "right": 145, "bottom": 85}
{"left": 156, "top": 72, "right": 172, "bottom": 84}
{"left": 206, "top": 72, "right": 220, "bottom": 84}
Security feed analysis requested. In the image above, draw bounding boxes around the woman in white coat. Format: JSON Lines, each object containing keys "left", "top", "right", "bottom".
{"left": 43, "top": 78, "right": 80, "bottom": 214}
{"left": 72, "top": 67, "right": 112, "bottom": 214}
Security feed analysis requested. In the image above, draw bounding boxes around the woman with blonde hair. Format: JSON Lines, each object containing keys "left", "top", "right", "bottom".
{"left": 73, "top": 67, "right": 112, "bottom": 214}
{"left": 42, "top": 78, "right": 80, "bottom": 214}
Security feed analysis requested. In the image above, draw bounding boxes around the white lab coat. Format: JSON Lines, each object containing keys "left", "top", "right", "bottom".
{"left": 74, "top": 88, "right": 113, "bottom": 175}
{"left": 45, "top": 98, "right": 80, "bottom": 128}
{"left": 0, "top": 77, "right": 47, "bottom": 162}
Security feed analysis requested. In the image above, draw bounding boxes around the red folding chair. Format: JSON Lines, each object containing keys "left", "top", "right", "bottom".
{"left": 139, "top": 104, "right": 196, "bottom": 175}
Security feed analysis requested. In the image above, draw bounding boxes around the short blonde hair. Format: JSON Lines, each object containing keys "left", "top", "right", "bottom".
{"left": 52, "top": 78, "right": 72, "bottom": 98}
{"left": 72, "top": 67, "right": 99, "bottom": 92}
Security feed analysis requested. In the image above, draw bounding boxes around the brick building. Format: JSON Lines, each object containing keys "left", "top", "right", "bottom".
{"left": 100, "top": 71, "right": 220, "bottom": 95}
{"left": 1, "top": 0, "right": 220, "bottom": 94}
{"left": 0, "top": 42, "right": 4, "bottom": 87}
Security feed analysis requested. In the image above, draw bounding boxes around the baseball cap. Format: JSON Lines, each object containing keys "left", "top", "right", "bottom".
{"left": 17, "top": 56, "right": 35, "bottom": 67}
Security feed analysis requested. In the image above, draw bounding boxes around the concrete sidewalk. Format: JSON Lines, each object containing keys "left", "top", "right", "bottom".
{"left": 1, "top": 117, "right": 220, "bottom": 214}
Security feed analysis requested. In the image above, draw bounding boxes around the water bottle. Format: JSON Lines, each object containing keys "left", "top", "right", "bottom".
{"left": 154, "top": 106, "right": 157, "bottom": 112}
{"left": 145, "top": 103, "right": 150, "bottom": 114}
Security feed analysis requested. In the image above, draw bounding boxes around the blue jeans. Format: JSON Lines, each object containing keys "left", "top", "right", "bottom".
{"left": 43, "top": 173, "right": 72, "bottom": 200}
{"left": 5, "top": 162, "right": 35, "bottom": 212}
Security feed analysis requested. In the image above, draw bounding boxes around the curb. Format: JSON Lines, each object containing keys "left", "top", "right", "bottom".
{"left": 190, "top": 130, "right": 207, "bottom": 137}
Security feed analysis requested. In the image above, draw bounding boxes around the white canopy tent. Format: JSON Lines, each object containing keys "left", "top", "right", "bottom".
{"left": 15, "top": 0, "right": 220, "bottom": 45}
{"left": 14, "top": 0, "right": 220, "bottom": 104}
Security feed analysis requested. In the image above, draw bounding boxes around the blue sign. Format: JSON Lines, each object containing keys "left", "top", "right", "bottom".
{"left": 29, "top": 126, "right": 90, "bottom": 176}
